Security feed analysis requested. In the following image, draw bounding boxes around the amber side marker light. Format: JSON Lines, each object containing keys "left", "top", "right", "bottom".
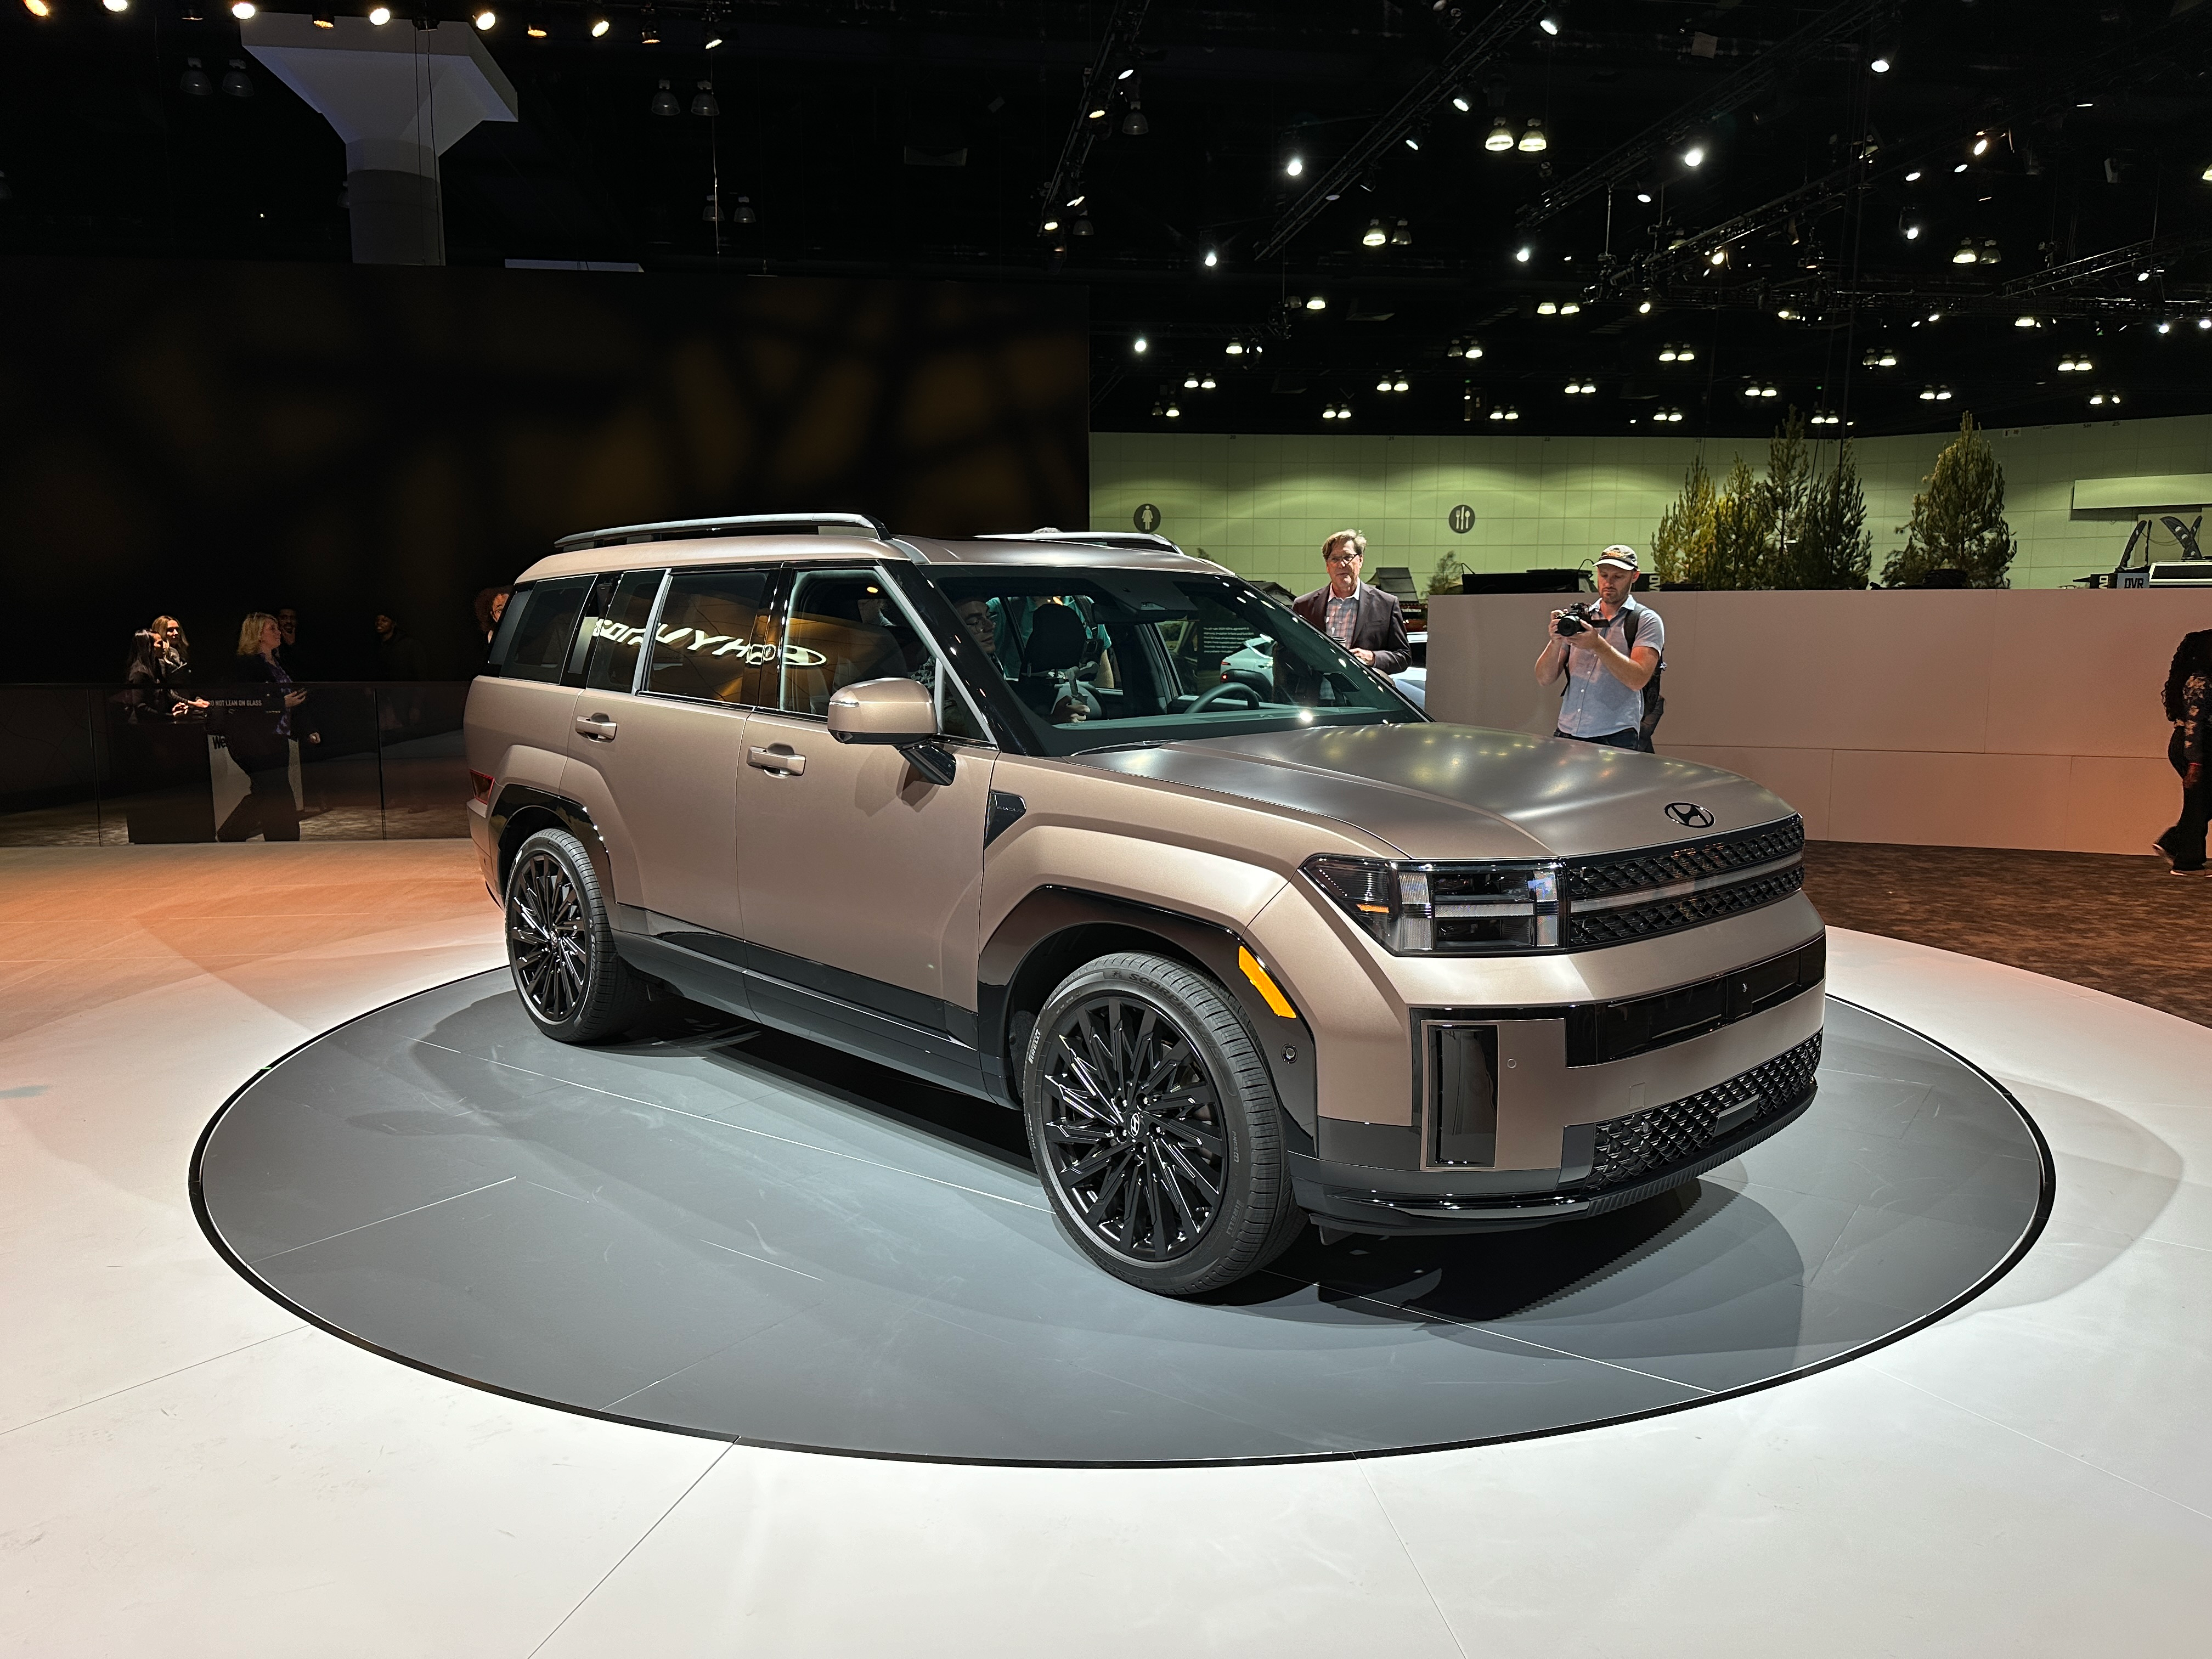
{"left": 469, "top": 770, "right": 494, "bottom": 803}
{"left": 1237, "top": 947, "right": 1299, "bottom": 1019}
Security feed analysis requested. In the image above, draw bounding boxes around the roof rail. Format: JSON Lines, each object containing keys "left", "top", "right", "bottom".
{"left": 554, "top": 511, "right": 889, "bottom": 553}
{"left": 977, "top": 528, "right": 1187, "bottom": 555}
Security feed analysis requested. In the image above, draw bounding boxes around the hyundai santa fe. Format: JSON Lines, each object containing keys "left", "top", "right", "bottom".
{"left": 465, "top": 512, "right": 1825, "bottom": 1295}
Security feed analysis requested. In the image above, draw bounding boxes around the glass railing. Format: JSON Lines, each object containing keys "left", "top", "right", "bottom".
{"left": 1, "top": 682, "right": 472, "bottom": 846}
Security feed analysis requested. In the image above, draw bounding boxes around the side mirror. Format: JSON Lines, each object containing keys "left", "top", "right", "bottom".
{"left": 827, "top": 678, "right": 936, "bottom": 745}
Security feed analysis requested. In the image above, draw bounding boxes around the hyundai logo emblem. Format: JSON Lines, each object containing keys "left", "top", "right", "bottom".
{"left": 1665, "top": 802, "right": 1715, "bottom": 828}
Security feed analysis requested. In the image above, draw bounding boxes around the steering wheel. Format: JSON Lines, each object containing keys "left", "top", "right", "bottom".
{"left": 1187, "top": 680, "right": 1262, "bottom": 713}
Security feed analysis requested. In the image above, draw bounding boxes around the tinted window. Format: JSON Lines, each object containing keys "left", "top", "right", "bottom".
{"left": 773, "top": 569, "right": 927, "bottom": 717}
{"left": 503, "top": 576, "right": 592, "bottom": 683}
{"left": 584, "top": 570, "right": 665, "bottom": 692}
{"left": 647, "top": 568, "right": 770, "bottom": 704}
{"left": 485, "top": 582, "right": 531, "bottom": 674}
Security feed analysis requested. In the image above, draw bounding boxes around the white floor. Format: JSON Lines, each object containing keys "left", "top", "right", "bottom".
{"left": 2, "top": 847, "right": 2206, "bottom": 1657}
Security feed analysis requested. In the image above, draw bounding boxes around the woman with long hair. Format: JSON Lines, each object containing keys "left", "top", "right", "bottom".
{"left": 215, "top": 612, "right": 311, "bottom": 843}
{"left": 2155, "top": 627, "right": 2211, "bottom": 874}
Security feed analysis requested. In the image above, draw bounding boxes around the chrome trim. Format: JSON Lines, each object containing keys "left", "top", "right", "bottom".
{"left": 1571, "top": 850, "right": 1804, "bottom": 914}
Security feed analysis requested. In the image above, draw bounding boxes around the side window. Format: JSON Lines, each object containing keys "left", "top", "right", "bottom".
{"left": 486, "top": 581, "right": 532, "bottom": 674}
{"left": 774, "top": 569, "right": 927, "bottom": 717}
{"left": 583, "top": 569, "right": 665, "bottom": 692}
{"left": 647, "top": 568, "right": 770, "bottom": 704}
{"left": 503, "top": 576, "right": 592, "bottom": 684}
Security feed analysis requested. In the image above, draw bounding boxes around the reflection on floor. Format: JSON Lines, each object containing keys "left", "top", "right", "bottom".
{"left": 1803, "top": 840, "right": 2212, "bottom": 1028}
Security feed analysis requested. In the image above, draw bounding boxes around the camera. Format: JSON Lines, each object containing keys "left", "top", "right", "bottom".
{"left": 1553, "top": 601, "right": 1602, "bottom": 637}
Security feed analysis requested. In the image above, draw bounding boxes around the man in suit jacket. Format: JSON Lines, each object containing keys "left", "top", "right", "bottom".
{"left": 1292, "top": 529, "right": 1410, "bottom": 675}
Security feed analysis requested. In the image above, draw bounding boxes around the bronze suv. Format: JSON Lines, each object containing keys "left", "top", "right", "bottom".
{"left": 465, "top": 513, "right": 1825, "bottom": 1295}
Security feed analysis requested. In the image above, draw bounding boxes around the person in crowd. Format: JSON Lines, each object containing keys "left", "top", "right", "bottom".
{"left": 1292, "top": 530, "right": 1411, "bottom": 675}
{"left": 273, "top": 606, "right": 315, "bottom": 680}
{"left": 373, "top": 610, "right": 426, "bottom": 681}
{"left": 216, "top": 612, "right": 316, "bottom": 843}
{"left": 472, "top": 586, "right": 514, "bottom": 643}
{"left": 1533, "top": 545, "right": 1665, "bottom": 752}
{"left": 123, "top": 617, "right": 208, "bottom": 720}
{"left": 2155, "top": 626, "right": 2211, "bottom": 874}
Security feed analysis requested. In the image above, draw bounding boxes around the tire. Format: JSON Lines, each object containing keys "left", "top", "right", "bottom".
{"left": 1022, "top": 951, "right": 1304, "bottom": 1296}
{"left": 504, "top": 827, "right": 651, "bottom": 1043}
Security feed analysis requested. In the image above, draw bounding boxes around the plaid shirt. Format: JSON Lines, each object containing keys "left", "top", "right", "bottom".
{"left": 1323, "top": 585, "right": 1362, "bottom": 648}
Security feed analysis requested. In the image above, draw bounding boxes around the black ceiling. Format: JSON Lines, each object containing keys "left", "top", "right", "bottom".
{"left": 5, "top": 0, "right": 2211, "bottom": 439}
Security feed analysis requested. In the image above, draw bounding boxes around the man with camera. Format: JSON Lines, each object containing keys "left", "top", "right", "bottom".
{"left": 1533, "top": 545, "right": 1664, "bottom": 752}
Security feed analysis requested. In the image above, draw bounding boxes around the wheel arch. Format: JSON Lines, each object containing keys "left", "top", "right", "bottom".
{"left": 978, "top": 887, "right": 1317, "bottom": 1150}
{"left": 489, "top": 785, "right": 615, "bottom": 900}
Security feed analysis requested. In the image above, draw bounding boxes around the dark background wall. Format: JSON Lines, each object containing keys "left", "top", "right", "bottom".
{"left": 0, "top": 257, "right": 1089, "bottom": 682}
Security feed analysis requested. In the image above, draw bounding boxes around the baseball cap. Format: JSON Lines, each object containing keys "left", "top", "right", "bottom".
{"left": 1595, "top": 545, "right": 1640, "bottom": 572}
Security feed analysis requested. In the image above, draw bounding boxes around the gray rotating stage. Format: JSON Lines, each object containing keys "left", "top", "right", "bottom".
{"left": 194, "top": 971, "right": 2047, "bottom": 1465}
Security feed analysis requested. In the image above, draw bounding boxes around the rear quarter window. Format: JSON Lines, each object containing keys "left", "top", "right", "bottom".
{"left": 502, "top": 576, "right": 594, "bottom": 683}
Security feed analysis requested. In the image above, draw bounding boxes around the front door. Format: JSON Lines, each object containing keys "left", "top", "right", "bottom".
{"left": 561, "top": 565, "right": 769, "bottom": 940}
{"left": 733, "top": 564, "right": 994, "bottom": 1037}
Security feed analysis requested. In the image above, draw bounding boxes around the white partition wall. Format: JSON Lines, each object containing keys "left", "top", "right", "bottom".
{"left": 1426, "top": 589, "right": 2212, "bottom": 854}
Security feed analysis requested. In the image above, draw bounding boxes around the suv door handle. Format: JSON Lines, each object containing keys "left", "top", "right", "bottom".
{"left": 574, "top": 713, "right": 618, "bottom": 742}
{"left": 748, "top": 744, "right": 806, "bottom": 776}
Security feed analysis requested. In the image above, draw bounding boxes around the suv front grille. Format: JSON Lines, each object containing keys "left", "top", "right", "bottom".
{"left": 1565, "top": 818, "right": 1804, "bottom": 902}
{"left": 1580, "top": 1032, "right": 1822, "bottom": 1191}
{"left": 1567, "top": 864, "right": 1807, "bottom": 946}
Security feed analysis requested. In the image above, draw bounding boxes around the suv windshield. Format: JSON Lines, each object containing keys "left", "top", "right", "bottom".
{"left": 913, "top": 566, "right": 1423, "bottom": 755}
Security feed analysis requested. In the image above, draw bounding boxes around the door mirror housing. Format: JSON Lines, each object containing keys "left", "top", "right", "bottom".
{"left": 827, "top": 678, "right": 937, "bottom": 744}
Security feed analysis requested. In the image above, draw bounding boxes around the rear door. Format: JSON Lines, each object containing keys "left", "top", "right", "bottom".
{"left": 560, "top": 565, "right": 769, "bottom": 940}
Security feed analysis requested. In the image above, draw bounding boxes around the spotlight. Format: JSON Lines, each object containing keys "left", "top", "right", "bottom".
{"left": 691, "top": 82, "right": 719, "bottom": 117}
{"left": 1635, "top": 190, "right": 1653, "bottom": 204}
{"left": 1286, "top": 156, "right": 1304, "bottom": 177}
{"left": 640, "top": 16, "right": 659, "bottom": 44}
{"left": 1972, "top": 134, "right": 1990, "bottom": 156}
{"left": 1132, "top": 335, "right": 1148, "bottom": 354}
{"left": 704, "top": 35, "right": 720, "bottom": 48}
{"left": 1899, "top": 212, "right": 1921, "bottom": 240}
{"left": 1658, "top": 346, "right": 1677, "bottom": 362}
{"left": 1953, "top": 162, "right": 1967, "bottom": 173}
{"left": 1952, "top": 238, "right": 1979, "bottom": 265}
{"left": 1514, "top": 245, "right": 1531, "bottom": 263}
{"left": 1376, "top": 377, "right": 1392, "bottom": 392}
{"left": 1404, "top": 135, "right": 1421, "bottom": 153}
{"left": 1637, "top": 300, "right": 1652, "bottom": 314}
{"left": 1920, "top": 387, "right": 1937, "bottom": 400}
{"left": 1486, "top": 117, "right": 1515, "bottom": 153}
{"left": 1200, "top": 375, "right": 1215, "bottom": 390}
{"left": 1451, "top": 93, "right": 1471, "bottom": 114}
{"left": 1362, "top": 219, "right": 1387, "bottom": 248}
{"left": 2014, "top": 314, "right": 2039, "bottom": 328}
{"left": 1041, "top": 220, "right": 1059, "bottom": 233}
{"left": 1681, "top": 145, "right": 1705, "bottom": 168}
{"left": 1812, "top": 411, "right": 1841, "bottom": 425}
{"left": 651, "top": 81, "right": 680, "bottom": 117}
{"left": 23, "top": 0, "right": 52, "bottom": 14}
{"left": 1870, "top": 51, "right": 1892, "bottom": 74}
{"left": 2157, "top": 318, "right": 2172, "bottom": 335}
{"left": 1322, "top": 407, "right": 1338, "bottom": 421}
{"left": 590, "top": 17, "right": 608, "bottom": 35}
{"left": 1394, "top": 375, "right": 1409, "bottom": 392}
{"left": 1305, "top": 295, "right": 1327, "bottom": 311}
{"left": 370, "top": 7, "right": 391, "bottom": 22}
{"left": 1461, "top": 341, "right": 1483, "bottom": 359}
{"left": 1537, "top": 300, "right": 1559, "bottom": 315}
{"left": 229, "top": 0, "right": 254, "bottom": 15}
{"left": 1518, "top": 118, "right": 1548, "bottom": 154}
{"left": 105, "top": 0, "right": 133, "bottom": 12}
{"left": 1165, "top": 402, "right": 1181, "bottom": 419}
{"left": 1560, "top": 302, "right": 1581, "bottom": 315}
{"left": 1186, "top": 375, "right": 1200, "bottom": 390}
{"left": 473, "top": 7, "right": 495, "bottom": 28}
{"left": 1679, "top": 345, "right": 1696, "bottom": 361}
{"left": 1224, "top": 340, "right": 1244, "bottom": 356}
{"left": 1065, "top": 194, "right": 1085, "bottom": 208}
{"left": 1776, "top": 307, "right": 1797, "bottom": 320}
{"left": 1201, "top": 248, "right": 1218, "bottom": 268}
{"left": 1708, "top": 246, "right": 1728, "bottom": 266}
{"left": 2199, "top": 317, "right": 2211, "bottom": 330}
{"left": 1905, "top": 170, "right": 1922, "bottom": 183}
{"left": 1088, "top": 105, "right": 1107, "bottom": 121}
{"left": 1539, "top": 10, "right": 1562, "bottom": 36}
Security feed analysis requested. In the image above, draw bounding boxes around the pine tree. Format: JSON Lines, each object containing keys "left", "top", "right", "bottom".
{"left": 1884, "top": 413, "right": 2018, "bottom": 588}
{"left": 1705, "top": 456, "right": 1772, "bottom": 590}
{"left": 1793, "top": 442, "right": 1873, "bottom": 589}
{"left": 1649, "top": 455, "right": 1717, "bottom": 586}
{"left": 1758, "top": 411, "right": 1813, "bottom": 585}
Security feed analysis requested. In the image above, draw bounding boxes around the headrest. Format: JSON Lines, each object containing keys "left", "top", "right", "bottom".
{"left": 1024, "top": 603, "right": 1090, "bottom": 673}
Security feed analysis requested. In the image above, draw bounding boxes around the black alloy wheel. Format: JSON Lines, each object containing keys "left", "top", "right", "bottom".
{"left": 1024, "top": 951, "right": 1302, "bottom": 1295}
{"left": 504, "top": 827, "right": 650, "bottom": 1043}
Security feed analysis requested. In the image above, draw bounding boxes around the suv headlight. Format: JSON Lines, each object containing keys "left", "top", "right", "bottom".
{"left": 1304, "top": 856, "right": 1562, "bottom": 954}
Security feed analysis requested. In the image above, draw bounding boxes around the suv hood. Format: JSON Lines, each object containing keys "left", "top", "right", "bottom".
{"left": 1076, "top": 724, "right": 1796, "bottom": 861}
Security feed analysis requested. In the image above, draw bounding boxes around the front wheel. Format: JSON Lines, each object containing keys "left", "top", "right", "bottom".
{"left": 505, "top": 827, "right": 650, "bottom": 1043}
{"left": 1022, "top": 951, "right": 1302, "bottom": 1296}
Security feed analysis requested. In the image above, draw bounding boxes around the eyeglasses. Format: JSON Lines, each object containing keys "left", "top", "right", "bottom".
{"left": 1325, "top": 551, "right": 1362, "bottom": 563}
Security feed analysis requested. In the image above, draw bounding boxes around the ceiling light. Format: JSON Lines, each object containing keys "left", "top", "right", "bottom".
{"left": 651, "top": 80, "right": 680, "bottom": 117}
{"left": 1065, "top": 194, "right": 1085, "bottom": 208}
{"left": 1979, "top": 240, "right": 2002, "bottom": 265}
{"left": 105, "top": 0, "right": 131, "bottom": 10}
{"left": 1952, "top": 239, "right": 1979, "bottom": 265}
{"left": 179, "top": 57, "right": 213, "bottom": 94}
{"left": 229, "top": 0, "right": 254, "bottom": 15}
{"left": 23, "top": 0, "right": 52, "bottom": 14}
{"left": 2203, "top": 162, "right": 2212, "bottom": 183}
{"left": 1132, "top": 335, "right": 1148, "bottom": 354}
{"left": 1362, "top": 218, "right": 1387, "bottom": 247}
{"left": 2090, "top": 392, "right": 2108, "bottom": 406}
{"left": 1920, "top": 387, "right": 1937, "bottom": 400}
{"left": 1486, "top": 117, "right": 1516, "bottom": 154}
{"left": 731, "top": 195, "right": 755, "bottom": 225}
{"left": 1938, "top": 387, "right": 1953, "bottom": 400}
{"left": 590, "top": 18, "right": 608, "bottom": 36}
{"left": 1708, "top": 247, "right": 1728, "bottom": 266}
{"left": 1870, "top": 51, "right": 1892, "bottom": 74}
{"left": 1539, "top": 11, "right": 1562, "bottom": 36}
{"left": 1305, "top": 296, "right": 1327, "bottom": 311}
{"left": 1637, "top": 300, "right": 1652, "bottom": 314}
{"left": 1812, "top": 411, "right": 1841, "bottom": 425}
{"left": 2199, "top": 317, "right": 2211, "bottom": 330}
{"left": 1519, "top": 118, "right": 1548, "bottom": 154}
{"left": 1224, "top": 340, "right": 1244, "bottom": 356}
{"left": 1041, "top": 219, "right": 1059, "bottom": 233}
{"left": 1200, "top": 375, "right": 1215, "bottom": 390}
{"left": 691, "top": 82, "right": 718, "bottom": 117}
{"left": 1088, "top": 106, "right": 1107, "bottom": 121}
{"left": 1452, "top": 93, "right": 1472, "bottom": 114}
{"left": 2014, "top": 314, "right": 2038, "bottom": 328}
{"left": 1462, "top": 342, "right": 1483, "bottom": 359}
{"left": 1635, "top": 190, "right": 1653, "bottom": 204}
{"left": 1322, "top": 407, "right": 1338, "bottom": 421}
{"left": 1121, "top": 100, "right": 1148, "bottom": 137}
{"left": 1972, "top": 136, "right": 1990, "bottom": 156}
{"left": 1286, "top": 157, "right": 1304, "bottom": 177}
{"left": 1953, "top": 162, "right": 1968, "bottom": 173}
{"left": 1165, "top": 402, "right": 1181, "bottom": 419}
{"left": 1537, "top": 300, "right": 1559, "bottom": 315}
{"left": 1404, "top": 136, "right": 1421, "bottom": 152}
{"left": 1905, "top": 170, "right": 1922, "bottom": 183}
{"left": 1118, "top": 67, "right": 1135, "bottom": 81}
{"left": 1201, "top": 249, "right": 1217, "bottom": 268}
{"left": 2158, "top": 319, "right": 2172, "bottom": 335}
{"left": 1390, "top": 219, "right": 1412, "bottom": 247}
{"left": 1185, "top": 375, "right": 1200, "bottom": 390}
{"left": 1514, "top": 245, "right": 1531, "bottom": 263}
{"left": 1681, "top": 145, "right": 1705, "bottom": 168}
{"left": 1561, "top": 302, "right": 1580, "bottom": 315}
{"left": 1394, "top": 376, "right": 1409, "bottom": 392}
{"left": 366, "top": 3, "right": 391, "bottom": 19}
{"left": 704, "top": 35, "right": 721, "bottom": 49}
{"left": 474, "top": 7, "right": 495, "bottom": 27}
{"left": 1658, "top": 346, "right": 1677, "bottom": 362}
{"left": 1678, "top": 345, "right": 1695, "bottom": 361}
{"left": 1776, "top": 307, "right": 1796, "bottom": 320}
{"left": 1376, "top": 376, "right": 1392, "bottom": 392}
{"left": 220, "top": 58, "right": 253, "bottom": 95}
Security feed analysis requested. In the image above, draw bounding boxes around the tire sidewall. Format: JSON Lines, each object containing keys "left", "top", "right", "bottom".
{"left": 1022, "top": 953, "right": 1288, "bottom": 1295}
{"left": 505, "top": 830, "right": 615, "bottom": 1043}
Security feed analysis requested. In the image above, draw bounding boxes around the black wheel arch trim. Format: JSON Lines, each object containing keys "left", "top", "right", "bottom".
{"left": 977, "top": 886, "right": 1317, "bottom": 1152}
{"left": 488, "top": 784, "right": 615, "bottom": 900}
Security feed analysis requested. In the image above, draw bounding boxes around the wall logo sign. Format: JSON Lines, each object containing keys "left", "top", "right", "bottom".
{"left": 1133, "top": 503, "right": 1163, "bottom": 533}
{"left": 1448, "top": 504, "right": 1475, "bottom": 534}
{"left": 1664, "top": 802, "right": 1716, "bottom": 829}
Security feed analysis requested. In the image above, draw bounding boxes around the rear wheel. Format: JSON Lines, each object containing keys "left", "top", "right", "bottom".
{"left": 505, "top": 828, "right": 650, "bottom": 1043}
{"left": 1022, "top": 951, "right": 1302, "bottom": 1296}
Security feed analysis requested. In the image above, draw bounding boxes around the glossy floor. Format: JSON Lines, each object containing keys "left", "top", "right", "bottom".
{"left": 196, "top": 976, "right": 2045, "bottom": 1463}
{"left": 2, "top": 843, "right": 2206, "bottom": 1656}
